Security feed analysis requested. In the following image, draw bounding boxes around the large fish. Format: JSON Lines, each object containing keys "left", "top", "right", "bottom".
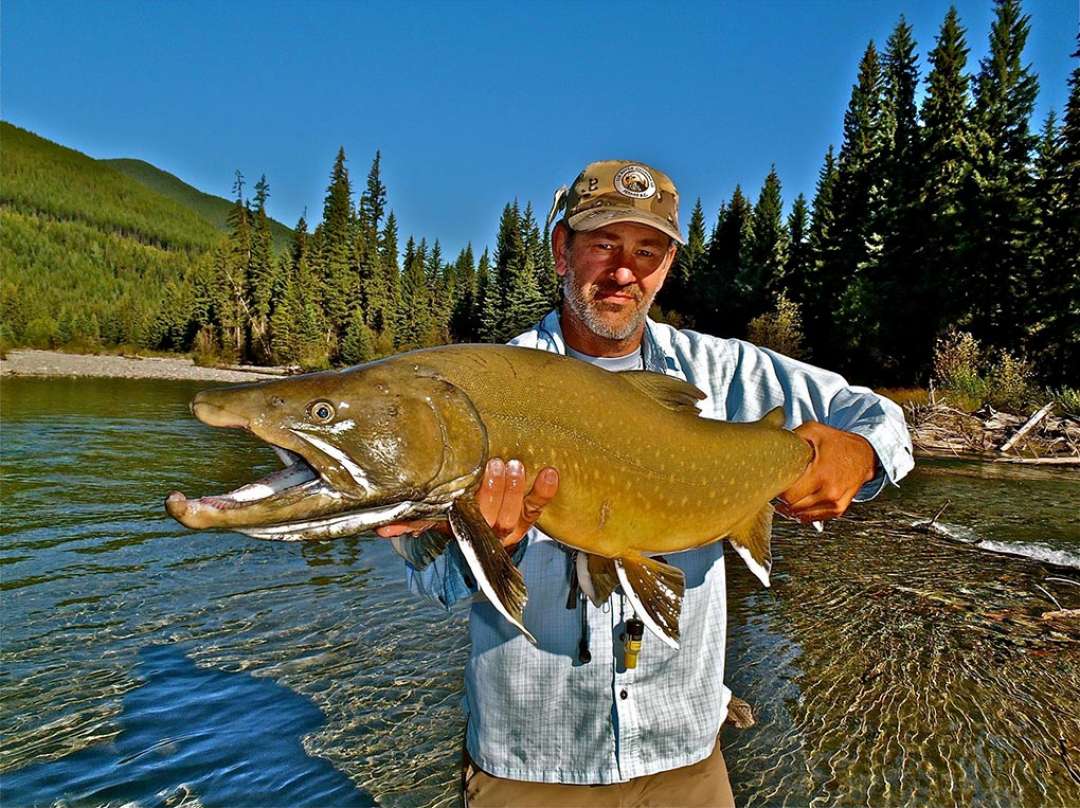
{"left": 166, "top": 344, "right": 812, "bottom": 648}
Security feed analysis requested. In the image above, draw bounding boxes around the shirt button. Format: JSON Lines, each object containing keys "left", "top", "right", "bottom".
{"left": 620, "top": 689, "right": 628, "bottom": 700}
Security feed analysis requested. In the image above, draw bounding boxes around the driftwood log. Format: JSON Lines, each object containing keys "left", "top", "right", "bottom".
{"left": 907, "top": 401, "right": 1080, "bottom": 464}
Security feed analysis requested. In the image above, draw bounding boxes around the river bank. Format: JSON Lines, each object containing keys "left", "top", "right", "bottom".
{"left": 0, "top": 348, "right": 281, "bottom": 384}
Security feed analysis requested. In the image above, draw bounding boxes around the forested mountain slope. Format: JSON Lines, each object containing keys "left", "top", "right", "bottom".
{"left": 103, "top": 157, "right": 293, "bottom": 253}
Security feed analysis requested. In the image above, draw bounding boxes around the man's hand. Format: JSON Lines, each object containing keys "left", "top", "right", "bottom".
{"left": 375, "top": 459, "right": 560, "bottom": 550}
{"left": 777, "top": 421, "right": 877, "bottom": 524}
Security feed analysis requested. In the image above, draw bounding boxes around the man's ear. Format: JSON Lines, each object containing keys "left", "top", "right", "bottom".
{"left": 552, "top": 222, "right": 570, "bottom": 277}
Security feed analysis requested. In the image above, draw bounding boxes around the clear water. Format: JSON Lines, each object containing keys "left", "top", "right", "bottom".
{"left": 2, "top": 377, "right": 1078, "bottom": 807}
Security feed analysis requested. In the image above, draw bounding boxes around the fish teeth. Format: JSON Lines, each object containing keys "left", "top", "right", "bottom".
{"left": 273, "top": 446, "right": 302, "bottom": 467}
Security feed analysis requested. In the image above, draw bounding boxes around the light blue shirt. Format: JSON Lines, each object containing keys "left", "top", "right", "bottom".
{"left": 406, "top": 310, "right": 913, "bottom": 784}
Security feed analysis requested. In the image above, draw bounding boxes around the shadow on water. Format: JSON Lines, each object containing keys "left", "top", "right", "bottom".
{"left": 4, "top": 644, "right": 377, "bottom": 808}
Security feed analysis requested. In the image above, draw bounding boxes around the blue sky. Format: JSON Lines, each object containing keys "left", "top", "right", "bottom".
{"left": 3, "top": 0, "right": 1075, "bottom": 258}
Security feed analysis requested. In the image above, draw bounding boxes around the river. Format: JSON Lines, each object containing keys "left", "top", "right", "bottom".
{"left": 2, "top": 377, "right": 1078, "bottom": 807}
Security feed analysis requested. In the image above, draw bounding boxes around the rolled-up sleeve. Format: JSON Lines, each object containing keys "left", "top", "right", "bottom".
{"left": 721, "top": 340, "right": 914, "bottom": 501}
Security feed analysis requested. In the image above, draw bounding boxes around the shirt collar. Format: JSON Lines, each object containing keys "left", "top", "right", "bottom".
{"left": 537, "top": 309, "right": 675, "bottom": 375}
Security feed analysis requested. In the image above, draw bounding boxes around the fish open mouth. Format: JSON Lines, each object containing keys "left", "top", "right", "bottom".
{"left": 166, "top": 435, "right": 441, "bottom": 540}
{"left": 166, "top": 444, "right": 323, "bottom": 526}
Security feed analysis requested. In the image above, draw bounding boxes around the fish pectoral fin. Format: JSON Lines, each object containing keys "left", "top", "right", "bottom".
{"left": 619, "top": 372, "right": 706, "bottom": 414}
{"left": 448, "top": 498, "right": 535, "bottom": 645}
{"left": 728, "top": 503, "right": 774, "bottom": 588}
{"left": 389, "top": 528, "right": 452, "bottom": 570}
{"left": 576, "top": 552, "right": 619, "bottom": 606}
{"left": 614, "top": 553, "right": 686, "bottom": 650}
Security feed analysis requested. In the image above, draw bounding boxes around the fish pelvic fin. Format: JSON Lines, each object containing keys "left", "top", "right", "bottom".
{"left": 620, "top": 372, "right": 706, "bottom": 414}
{"left": 576, "top": 552, "right": 619, "bottom": 606}
{"left": 449, "top": 498, "right": 536, "bottom": 645}
{"left": 728, "top": 503, "right": 774, "bottom": 587}
{"left": 614, "top": 553, "right": 686, "bottom": 650}
{"left": 390, "top": 528, "right": 452, "bottom": 570}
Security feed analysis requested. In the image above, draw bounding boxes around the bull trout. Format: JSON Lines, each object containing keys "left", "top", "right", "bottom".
{"left": 166, "top": 344, "right": 812, "bottom": 649}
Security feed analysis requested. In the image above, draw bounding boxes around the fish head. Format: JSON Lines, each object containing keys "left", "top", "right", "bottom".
{"left": 166, "top": 361, "right": 488, "bottom": 539}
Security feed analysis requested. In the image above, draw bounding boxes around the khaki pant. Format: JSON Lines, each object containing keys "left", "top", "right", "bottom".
{"left": 463, "top": 738, "right": 736, "bottom": 808}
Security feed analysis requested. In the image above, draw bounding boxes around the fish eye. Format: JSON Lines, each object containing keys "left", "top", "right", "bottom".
{"left": 308, "top": 400, "right": 336, "bottom": 423}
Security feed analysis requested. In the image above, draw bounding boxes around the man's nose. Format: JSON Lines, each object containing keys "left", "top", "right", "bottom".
{"left": 611, "top": 265, "right": 637, "bottom": 286}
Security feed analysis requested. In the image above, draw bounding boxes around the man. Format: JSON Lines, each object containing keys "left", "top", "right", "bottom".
{"left": 378, "top": 160, "right": 913, "bottom": 806}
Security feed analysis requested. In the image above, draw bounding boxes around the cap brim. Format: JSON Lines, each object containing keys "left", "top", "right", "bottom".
{"left": 568, "top": 208, "right": 686, "bottom": 246}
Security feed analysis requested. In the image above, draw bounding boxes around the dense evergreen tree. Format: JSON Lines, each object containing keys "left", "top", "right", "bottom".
{"left": 321, "top": 147, "right": 357, "bottom": 342}
{"left": 700, "top": 187, "right": 753, "bottom": 336}
{"left": 913, "top": 5, "right": 977, "bottom": 379}
{"left": 1032, "top": 36, "right": 1080, "bottom": 382}
{"left": 658, "top": 198, "right": 705, "bottom": 326}
{"left": 784, "top": 193, "right": 811, "bottom": 312}
{"left": 824, "top": 42, "right": 888, "bottom": 373}
{"left": 450, "top": 243, "right": 478, "bottom": 341}
{"left": 966, "top": 0, "right": 1039, "bottom": 348}
{"left": 875, "top": 17, "right": 925, "bottom": 377}
{"left": 248, "top": 175, "right": 277, "bottom": 361}
{"left": 746, "top": 166, "right": 788, "bottom": 319}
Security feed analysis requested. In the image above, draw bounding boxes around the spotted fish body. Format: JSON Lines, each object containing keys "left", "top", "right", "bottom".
{"left": 166, "top": 344, "right": 812, "bottom": 649}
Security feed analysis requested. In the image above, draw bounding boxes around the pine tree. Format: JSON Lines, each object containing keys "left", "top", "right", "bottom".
{"left": 805, "top": 146, "right": 840, "bottom": 358}
{"left": 218, "top": 172, "right": 252, "bottom": 358}
{"left": 341, "top": 305, "right": 375, "bottom": 364}
{"left": 1033, "top": 36, "right": 1080, "bottom": 382}
{"left": 475, "top": 248, "right": 494, "bottom": 342}
{"left": 827, "top": 42, "right": 887, "bottom": 373}
{"left": 248, "top": 174, "right": 277, "bottom": 362}
{"left": 746, "top": 166, "right": 788, "bottom": 319}
{"left": 911, "top": 6, "right": 978, "bottom": 377}
{"left": 784, "top": 193, "right": 812, "bottom": 311}
{"left": 320, "top": 147, "right": 357, "bottom": 345}
{"left": 537, "top": 222, "right": 558, "bottom": 307}
{"left": 700, "top": 189, "right": 753, "bottom": 336}
{"left": 966, "top": 0, "right": 1039, "bottom": 348}
{"left": 374, "top": 211, "right": 400, "bottom": 342}
{"left": 482, "top": 203, "right": 527, "bottom": 341}
{"left": 427, "top": 239, "right": 453, "bottom": 344}
{"left": 450, "top": 243, "right": 477, "bottom": 341}
{"left": 659, "top": 198, "right": 705, "bottom": 326}
{"left": 397, "top": 237, "right": 431, "bottom": 349}
{"left": 358, "top": 150, "right": 387, "bottom": 238}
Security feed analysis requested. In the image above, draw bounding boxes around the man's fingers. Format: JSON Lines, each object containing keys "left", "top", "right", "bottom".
{"left": 781, "top": 485, "right": 825, "bottom": 514}
{"left": 476, "top": 458, "right": 506, "bottom": 526}
{"left": 521, "top": 467, "right": 559, "bottom": 525}
{"left": 494, "top": 459, "right": 525, "bottom": 536}
{"left": 375, "top": 520, "right": 438, "bottom": 538}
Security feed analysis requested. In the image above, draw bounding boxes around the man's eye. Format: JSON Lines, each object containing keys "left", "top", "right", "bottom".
{"left": 637, "top": 249, "right": 656, "bottom": 258}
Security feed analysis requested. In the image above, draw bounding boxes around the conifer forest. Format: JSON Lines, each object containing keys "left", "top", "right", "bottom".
{"left": 2, "top": 0, "right": 1077, "bottom": 387}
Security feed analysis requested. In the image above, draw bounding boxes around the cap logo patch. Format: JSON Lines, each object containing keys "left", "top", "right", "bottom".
{"left": 613, "top": 165, "right": 656, "bottom": 199}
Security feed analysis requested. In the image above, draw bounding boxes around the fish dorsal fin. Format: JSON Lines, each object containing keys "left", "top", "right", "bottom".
{"left": 728, "top": 503, "right": 774, "bottom": 587}
{"left": 449, "top": 498, "right": 536, "bottom": 644}
{"left": 576, "top": 552, "right": 619, "bottom": 606}
{"left": 389, "top": 529, "right": 452, "bottom": 570}
{"left": 761, "top": 406, "right": 787, "bottom": 428}
{"left": 614, "top": 553, "right": 686, "bottom": 650}
{"left": 620, "top": 371, "right": 706, "bottom": 414}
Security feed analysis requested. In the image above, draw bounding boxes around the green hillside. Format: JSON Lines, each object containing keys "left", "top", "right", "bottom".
{"left": 0, "top": 122, "right": 221, "bottom": 251}
{"left": 103, "top": 157, "right": 293, "bottom": 252}
{"left": 0, "top": 122, "right": 221, "bottom": 350}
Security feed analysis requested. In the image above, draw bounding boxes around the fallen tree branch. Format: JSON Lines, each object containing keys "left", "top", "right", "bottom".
{"left": 1000, "top": 402, "right": 1054, "bottom": 453}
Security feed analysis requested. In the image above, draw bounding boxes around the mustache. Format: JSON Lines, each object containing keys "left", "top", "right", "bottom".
{"left": 588, "top": 284, "right": 643, "bottom": 302}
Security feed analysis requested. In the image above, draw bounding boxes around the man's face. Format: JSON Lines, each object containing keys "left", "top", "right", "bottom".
{"left": 555, "top": 221, "right": 676, "bottom": 342}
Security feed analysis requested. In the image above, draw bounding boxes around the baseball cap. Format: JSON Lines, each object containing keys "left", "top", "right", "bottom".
{"left": 547, "top": 159, "right": 685, "bottom": 245}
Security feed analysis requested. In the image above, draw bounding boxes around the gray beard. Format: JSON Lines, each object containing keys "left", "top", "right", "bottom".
{"left": 562, "top": 266, "right": 657, "bottom": 342}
